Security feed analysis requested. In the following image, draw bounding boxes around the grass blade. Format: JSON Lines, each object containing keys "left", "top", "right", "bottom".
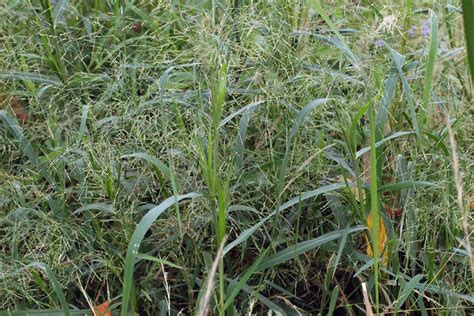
{"left": 0, "top": 72, "right": 63, "bottom": 86}
{"left": 120, "top": 192, "right": 201, "bottom": 316}
{"left": 414, "top": 283, "right": 474, "bottom": 304}
{"left": 222, "top": 250, "right": 267, "bottom": 312}
{"left": 73, "top": 203, "right": 114, "bottom": 215}
{"left": 356, "top": 131, "right": 414, "bottom": 158}
{"left": 383, "top": 43, "right": 420, "bottom": 138}
{"left": 256, "top": 226, "right": 364, "bottom": 271}
{"left": 375, "top": 68, "right": 398, "bottom": 137}
{"left": 375, "top": 68, "right": 398, "bottom": 179}
{"left": 53, "top": 0, "right": 69, "bottom": 28}
{"left": 462, "top": 0, "right": 474, "bottom": 79}
{"left": 327, "top": 285, "right": 339, "bottom": 316}
{"left": 76, "top": 104, "right": 89, "bottom": 144}
{"left": 332, "top": 225, "right": 351, "bottom": 278}
{"left": 421, "top": 11, "right": 438, "bottom": 128}
{"left": 0, "top": 110, "right": 51, "bottom": 182}
{"left": 368, "top": 88, "right": 381, "bottom": 312}
{"left": 227, "top": 279, "right": 287, "bottom": 315}
{"left": 235, "top": 103, "right": 257, "bottom": 170}
{"left": 309, "top": 1, "right": 361, "bottom": 70}
{"left": 26, "top": 262, "right": 69, "bottom": 316}
{"left": 308, "top": 0, "right": 371, "bottom": 93}
{"left": 120, "top": 152, "right": 171, "bottom": 176}
{"left": 224, "top": 182, "right": 356, "bottom": 255}
{"left": 120, "top": 152, "right": 171, "bottom": 196}
{"left": 394, "top": 274, "right": 423, "bottom": 311}
{"left": 0, "top": 110, "right": 39, "bottom": 167}
{"left": 379, "top": 181, "right": 434, "bottom": 192}
{"left": 220, "top": 100, "right": 265, "bottom": 127}
{"left": 158, "top": 63, "right": 199, "bottom": 91}
{"left": 277, "top": 98, "right": 329, "bottom": 192}
{"left": 135, "top": 253, "right": 183, "bottom": 269}
{"left": 354, "top": 258, "right": 375, "bottom": 278}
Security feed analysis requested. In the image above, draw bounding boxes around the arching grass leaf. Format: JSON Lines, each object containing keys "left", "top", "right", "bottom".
{"left": 120, "top": 192, "right": 201, "bottom": 316}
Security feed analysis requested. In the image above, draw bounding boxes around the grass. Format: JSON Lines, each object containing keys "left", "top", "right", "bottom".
{"left": 0, "top": 0, "right": 473, "bottom": 314}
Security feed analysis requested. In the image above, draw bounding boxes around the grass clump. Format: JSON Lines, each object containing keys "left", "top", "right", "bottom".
{"left": 0, "top": 0, "right": 473, "bottom": 315}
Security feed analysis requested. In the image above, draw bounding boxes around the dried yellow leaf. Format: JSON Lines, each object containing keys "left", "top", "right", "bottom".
{"left": 366, "top": 211, "right": 389, "bottom": 266}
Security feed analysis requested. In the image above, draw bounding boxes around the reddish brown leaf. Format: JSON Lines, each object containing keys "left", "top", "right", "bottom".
{"left": 132, "top": 22, "right": 143, "bottom": 33}
{"left": 385, "top": 206, "right": 402, "bottom": 218}
{"left": 93, "top": 300, "right": 111, "bottom": 316}
{"left": 10, "top": 96, "right": 29, "bottom": 123}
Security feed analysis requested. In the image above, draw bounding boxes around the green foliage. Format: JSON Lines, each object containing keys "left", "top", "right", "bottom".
{"left": 0, "top": 0, "right": 472, "bottom": 314}
{"left": 462, "top": 0, "right": 474, "bottom": 81}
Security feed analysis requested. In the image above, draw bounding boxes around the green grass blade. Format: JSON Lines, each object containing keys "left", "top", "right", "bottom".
{"left": 396, "top": 157, "right": 418, "bottom": 275}
{"left": 135, "top": 253, "right": 184, "bottom": 270}
{"left": 327, "top": 285, "right": 339, "bottom": 316}
{"left": 309, "top": 1, "right": 361, "bottom": 71}
{"left": 309, "top": 0, "right": 345, "bottom": 43}
{"left": 228, "top": 279, "right": 287, "bottom": 315}
{"left": 375, "top": 70, "right": 398, "bottom": 134}
{"left": 220, "top": 100, "right": 265, "bottom": 127}
{"left": 26, "top": 262, "right": 70, "bottom": 316}
{"left": 120, "top": 152, "right": 171, "bottom": 196}
{"left": 120, "top": 153, "right": 171, "bottom": 176}
{"left": 212, "top": 62, "right": 227, "bottom": 133}
{"left": 224, "top": 182, "right": 356, "bottom": 255}
{"left": 73, "top": 203, "right": 114, "bottom": 215}
{"left": 263, "top": 280, "right": 302, "bottom": 301}
{"left": 68, "top": 73, "right": 111, "bottom": 87}
{"left": 0, "top": 72, "right": 63, "bottom": 86}
{"left": 394, "top": 274, "right": 423, "bottom": 311}
{"left": 368, "top": 95, "right": 380, "bottom": 312}
{"left": 308, "top": 0, "right": 371, "bottom": 93}
{"left": 167, "top": 155, "right": 184, "bottom": 238}
{"left": 77, "top": 104, "right": 89, "bottom": 144}
{"left": 415, "top": 283, "right": 474, "bottom": 304}
{"left": 277, "top": 98, "right": 329, "bottom": 192}
{"left": 421, "top": 11, "right": 438, "bottom": 128}
{"left": 158, "top": 63, "right": 199, "bottom": 91}
{"left": 0, "top": 110, "right": 51, "bottom": 182}
{"left": 0, "top": 110, "right": 39, "bottom": 167}
{"left": 256, "top": 226, "right": 364, "bottom": 271}
{"left": 332, "top": 225, "right": 351, "bottom": 278}
{"left": 287, "top": 99, "right": 329, "bottom": 152}
{"left": 53, "top": 0, "right": 69, "bottom": 28}
{"left": 235, "top": 103, "right": 257, "bottom": 170}
{"left": 222, "top": 250, "right": 267, "bottom": 312}
{"left": 462, "top": 0, "right": 474, "bottom": 80}
{"left": 384, "top": 43, "right": 420, "bottom": 138}
{"left": 379, "top": 181, "right": 434, "bottom": 192}
{"left": 120, "top": 192, "right": 201, "bottom": 316}
{"left": 354, "top": 258, "right": 376, "bottom": 278}
{"left": 356, "top": 131, "right": 415, "bottom": 158}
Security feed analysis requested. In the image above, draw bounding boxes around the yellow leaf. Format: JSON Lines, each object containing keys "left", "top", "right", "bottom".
{"left": 365, "top": 211, "right": 389, "bottom": 266}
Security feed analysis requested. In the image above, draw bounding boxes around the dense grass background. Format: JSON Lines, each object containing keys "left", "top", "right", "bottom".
{"left": 0, "top": 0, "right": 473, "bottom": 315}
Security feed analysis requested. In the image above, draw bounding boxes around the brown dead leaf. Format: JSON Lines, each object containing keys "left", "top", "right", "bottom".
{"left": 361, "top": 282, "right": 374, "bottom": 316}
